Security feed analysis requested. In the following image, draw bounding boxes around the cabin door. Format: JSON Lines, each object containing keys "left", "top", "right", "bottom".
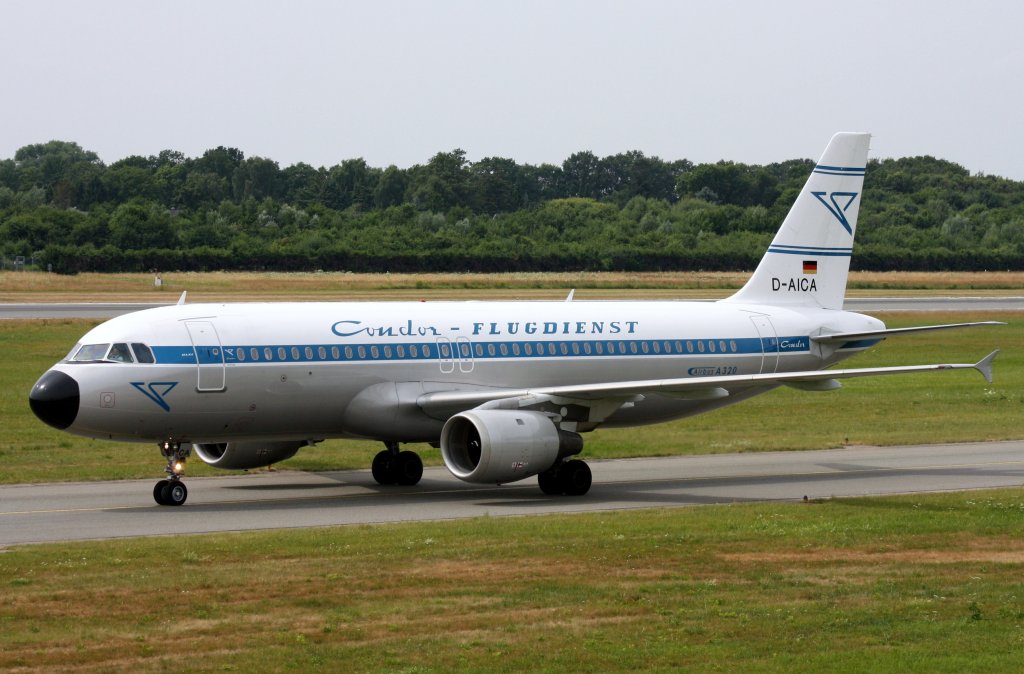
{"left": 185, "top": 320, "right": 226, "bottom": 392}
{"left": 749, "top": 315, "right": 779, "bottom": 374}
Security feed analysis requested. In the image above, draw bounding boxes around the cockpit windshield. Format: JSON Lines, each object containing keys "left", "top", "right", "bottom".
{"left": 107, "top": 343, "right": 133, "bottom": 363}
{"left": 72, "top": 344, "right": 112, "bottom": 362}
{"left": 132, "top": 343, "right": 155, "bottom": 363}
{"left": 70, "top": 343, "right": 157, "bottom": 363}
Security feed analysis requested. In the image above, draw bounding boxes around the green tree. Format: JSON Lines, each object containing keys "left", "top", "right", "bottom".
{"left": 469, "top": 156, "right": 523, "bottom": 214}
{"left": 108, "top": 201, "right": 177, "bottom": 250}
{"left": 374, "top": 165, "right": 408, "bottom": 209}
{"left": 407, "top": 149, "right": 470, "bottom": 211}
{"left": 232, "top": 156, "right": 282, "bottom": 202}
{"left": 562, "top": 151, "right": 602, "bottom": 199}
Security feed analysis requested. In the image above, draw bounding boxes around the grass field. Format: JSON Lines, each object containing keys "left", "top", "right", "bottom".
{"left": 1, "top": 279, "right": 1022, "bottom": 671}
{"left": 1, "top": 311, "right": 1020, "bottom": 484}
{"left": 2, "top": 270, "right": 1023, "bottom": 302}
{"left": 3, "top": 490, "right": 1024, "bottom": 672}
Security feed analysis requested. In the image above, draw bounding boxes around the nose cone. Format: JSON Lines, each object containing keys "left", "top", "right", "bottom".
{"left": 30, "top": 370, "right": 80, "bottom": 430}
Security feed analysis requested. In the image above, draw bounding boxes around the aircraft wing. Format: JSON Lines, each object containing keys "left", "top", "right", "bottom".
{"left": 417, "top": 350, "right": 999, "bottom": 416}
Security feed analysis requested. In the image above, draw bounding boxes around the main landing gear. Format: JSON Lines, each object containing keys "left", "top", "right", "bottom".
{"left": 371, "top": 441, "right": 423, "bottom": 486}
{"left": 154, "top": 441, "right": 191, "bottom": 506}
{"left": 537, "top": 459, "right": 592, "bottom": 496}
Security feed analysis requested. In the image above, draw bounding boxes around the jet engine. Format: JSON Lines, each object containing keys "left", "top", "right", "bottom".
{"left": 440, "top": 410, "right": 582, "bottom": 484}
{"left": 193, "top": 440, "right": 305, "bottom": 470}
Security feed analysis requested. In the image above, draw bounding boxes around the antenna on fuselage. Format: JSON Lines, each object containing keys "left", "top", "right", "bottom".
{"left": 177, "top": 291, "right": 187, "bottom": 306}
{"left": 565, "top": 289, "right": 575, "bottom": 302}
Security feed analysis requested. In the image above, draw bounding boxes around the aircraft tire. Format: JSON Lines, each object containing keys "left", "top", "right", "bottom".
{"left": 153, "top": 479, "right": 170, "bottom": 505}
{"left": 162, "top": 480, "right": 188, "bottom": 506}
{"left": 560, "top": 460, "right": 592, "bottom": 496}
{"left": 396, "top": 451, "right": 423, "bottom": 486}
{"left": 537, "top": 466, "right": 563, "bottom": 495}
{"left": 371, "top": 450, "right": 397, "bottom": 485}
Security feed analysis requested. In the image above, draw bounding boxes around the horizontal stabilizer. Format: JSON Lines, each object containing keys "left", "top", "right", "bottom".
{"left": 811, "top": 321, "right": 1006, "bottom": 345}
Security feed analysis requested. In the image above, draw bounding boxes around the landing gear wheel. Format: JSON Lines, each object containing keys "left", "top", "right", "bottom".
{"left": 372, "top": 443, "right": 423, "bottom": 486}
{"left": 153, "top": 479, "right": 170, "bottom": 505}
{"left": 560, "top": 459, "right": 592, "bottom": 496}
{"left": 161, "top": 480, "right": 188, "bottom": 506}
{"left": 538, "top": 466, "right": 562, "bottom": 495}
{"left": 396, "top": 450, "right": 423, "bottom": 486}
{"left": 372, "top": 450, "right": 397, "bottom": 485}
{"left": 155, "top": 441, "right": 191, "bottom": 506}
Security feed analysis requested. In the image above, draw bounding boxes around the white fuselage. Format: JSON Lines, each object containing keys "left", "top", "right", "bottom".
{"left": 47, "top": 299, "right": 883, "bottom": 444}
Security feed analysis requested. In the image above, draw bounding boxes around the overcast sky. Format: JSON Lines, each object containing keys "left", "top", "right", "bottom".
{"left": 3, "top": 1, "right": 1022, "bottom": 179}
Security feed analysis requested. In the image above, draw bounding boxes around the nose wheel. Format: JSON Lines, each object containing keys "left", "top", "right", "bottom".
{"left": 154, "top": 478, "right": 188, "bottom": 506}
{"left": 154, "top": 442, "right": 191, "bottom": 506}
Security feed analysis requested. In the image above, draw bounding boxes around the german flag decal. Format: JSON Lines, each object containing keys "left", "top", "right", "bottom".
{"left": 802, "top": 260, "right": 817, "bottom": 274}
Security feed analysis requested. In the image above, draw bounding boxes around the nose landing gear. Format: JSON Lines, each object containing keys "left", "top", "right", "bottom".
{"left": 154, "top": 441, "right": 191, "bottom": 506}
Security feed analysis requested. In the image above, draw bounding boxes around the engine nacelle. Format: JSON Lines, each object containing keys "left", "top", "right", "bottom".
{"left": 440, "top": 410, "right": 583, "bottom": 484}
{"left": 193, "top": 440, "right": 305, "bottom": 470}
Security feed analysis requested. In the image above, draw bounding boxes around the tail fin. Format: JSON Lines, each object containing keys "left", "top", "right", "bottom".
{"left": 725, "top": 132, "right": 871, "bottom": 310}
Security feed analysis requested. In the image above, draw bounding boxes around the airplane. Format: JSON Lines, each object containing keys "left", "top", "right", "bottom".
{"left": 29, "top": 132, "right": 1003, "bottom": 506}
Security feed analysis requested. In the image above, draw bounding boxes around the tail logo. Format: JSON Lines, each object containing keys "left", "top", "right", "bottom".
{"left": 811, "top": 191, "right": 859, "bottom": 235}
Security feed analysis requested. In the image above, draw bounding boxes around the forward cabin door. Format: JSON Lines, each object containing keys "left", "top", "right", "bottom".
{"left": 749, "top": 315, "right": 779, "bottom": 374}
{"left": 185, "top": 320, "right": 226, "bottom": 392}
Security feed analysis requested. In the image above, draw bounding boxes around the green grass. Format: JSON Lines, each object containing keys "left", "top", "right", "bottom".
{"left": 3, "top": 490, "right": 1024, "bottom": 671}
{"left": 2, "top": 312, "right": 1020, "bottom": 483}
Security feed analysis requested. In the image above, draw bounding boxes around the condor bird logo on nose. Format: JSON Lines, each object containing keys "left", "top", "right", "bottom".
{"left": 811, "top": 191, "right": 859, "bottom": 235}
{"left": 131, "top": 381, "right": 179, "bottom": 412}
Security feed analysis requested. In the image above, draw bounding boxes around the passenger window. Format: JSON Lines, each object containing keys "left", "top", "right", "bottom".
{"left": 131, "top": 343, "right": 155, "bottom": 363}
{"left": 108, "top": 343, "right": 134, "bottom": 363}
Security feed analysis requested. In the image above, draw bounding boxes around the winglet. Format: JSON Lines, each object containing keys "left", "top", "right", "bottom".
{"left": 177, "top": 291, "right": 187, "bottom": 306}
{"left": 975, "top": 350, "right": 999, "bottom": 384}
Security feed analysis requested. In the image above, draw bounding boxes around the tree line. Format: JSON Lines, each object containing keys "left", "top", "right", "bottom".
{"left": 1, "top": 140, "right": 1022, "bottom": 273}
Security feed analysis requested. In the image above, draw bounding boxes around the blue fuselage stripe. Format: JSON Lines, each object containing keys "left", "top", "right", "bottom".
{"left": 149, "top": 335, "right": 828, "bottom": 366}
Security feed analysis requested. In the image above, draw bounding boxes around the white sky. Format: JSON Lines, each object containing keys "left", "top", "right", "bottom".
{"left": 3, "top": 0, "right": 1023, "bottom": 179}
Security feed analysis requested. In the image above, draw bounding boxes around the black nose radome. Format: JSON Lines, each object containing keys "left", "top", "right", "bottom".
{"left": 30, "top": 370, "right": 80, "bottom": 430}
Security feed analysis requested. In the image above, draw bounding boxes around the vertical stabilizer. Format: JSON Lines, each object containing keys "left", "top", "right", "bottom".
{"left": 724, "top": 132, "right": 871, "bottom": 310}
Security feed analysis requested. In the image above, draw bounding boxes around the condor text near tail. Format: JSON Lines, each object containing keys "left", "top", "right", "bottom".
{"left": 29, "top": 132, "right": 1003, "bottom": 506}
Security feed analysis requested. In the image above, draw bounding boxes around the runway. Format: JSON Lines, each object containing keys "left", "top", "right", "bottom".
{"left": 2, "top": 441, "right": 1022, "bottom": 547}
{"left": 1, "top": 296, "right": 1022, "bottom": 319}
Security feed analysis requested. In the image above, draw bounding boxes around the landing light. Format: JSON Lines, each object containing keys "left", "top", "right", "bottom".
{"left": 173, "top": 461, "right": 185, "bottom": 474}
